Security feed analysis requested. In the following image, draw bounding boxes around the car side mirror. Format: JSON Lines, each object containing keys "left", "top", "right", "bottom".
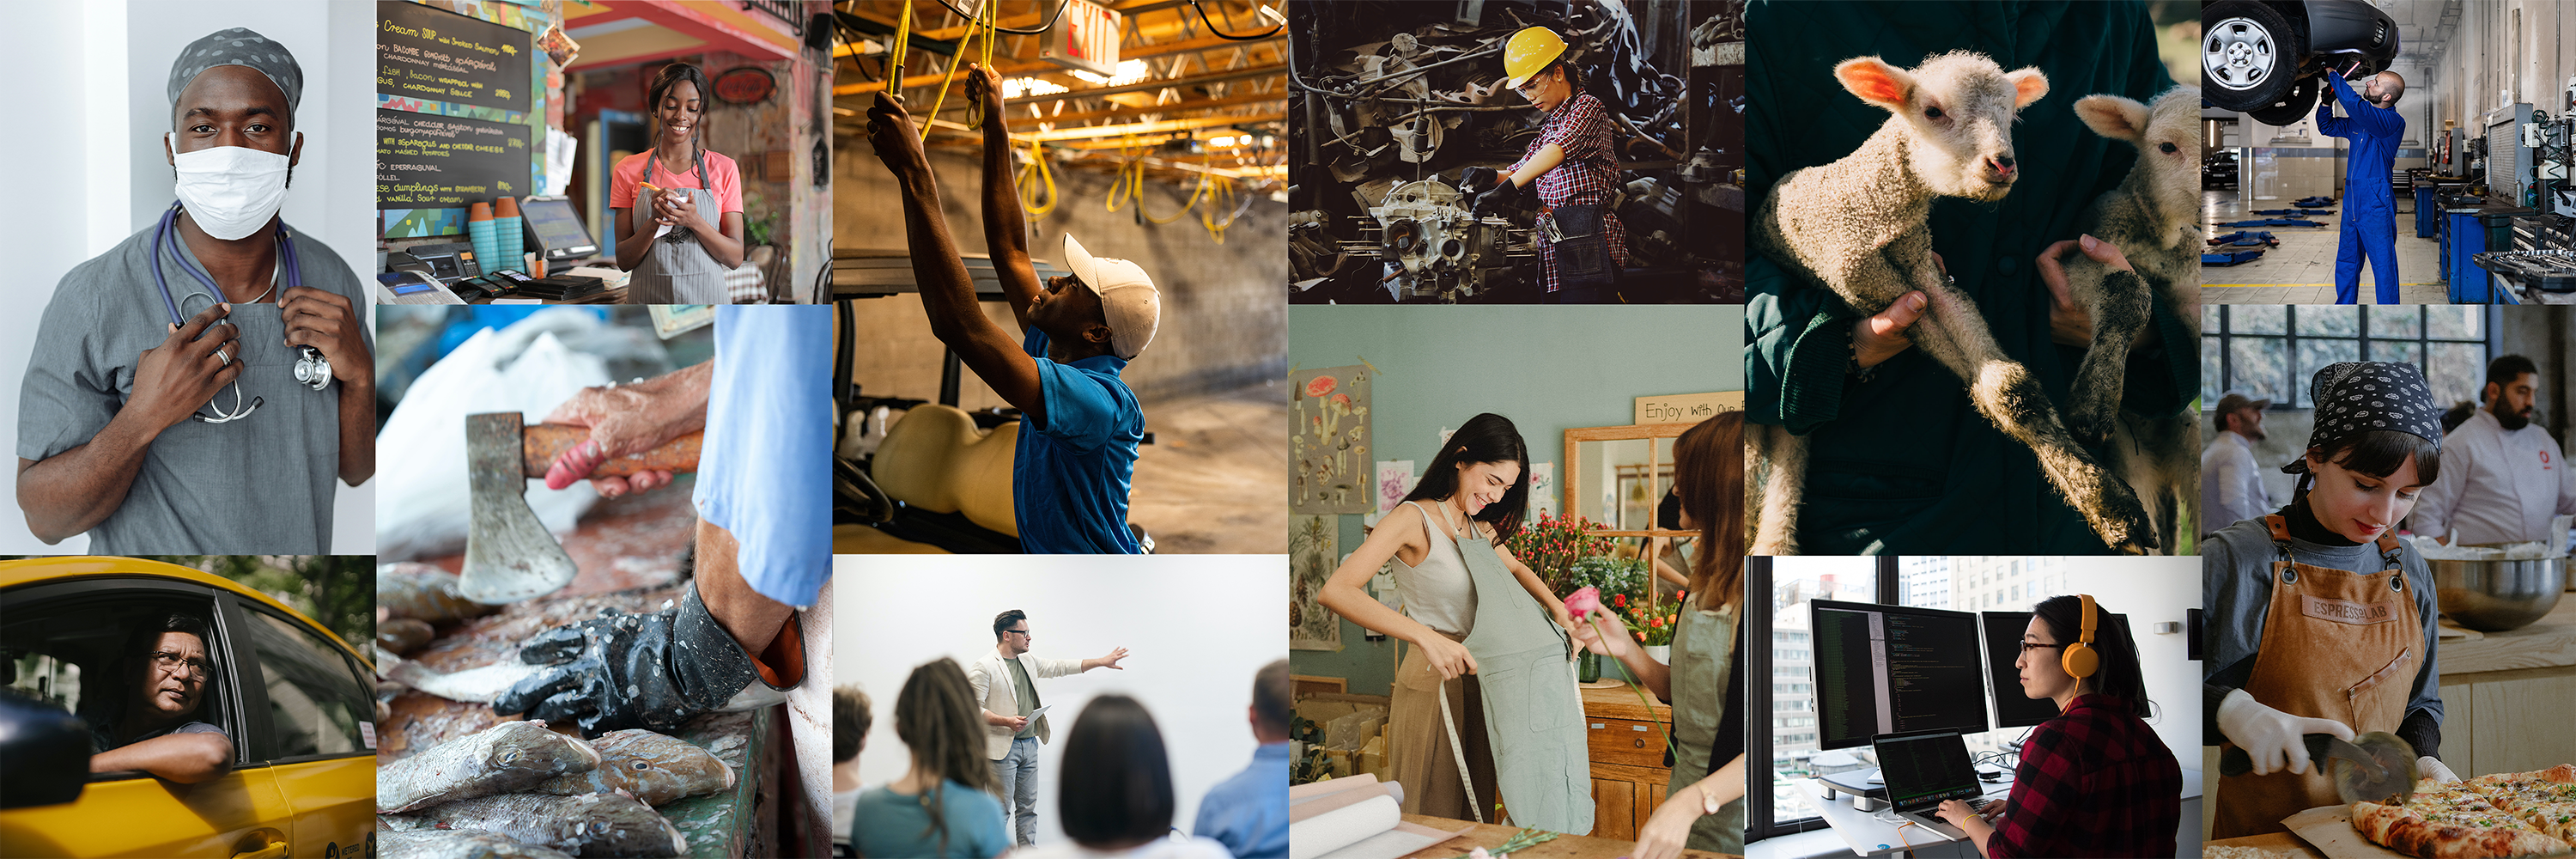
{"left": 0, "top": 689, "right": 90, "bottom": 808}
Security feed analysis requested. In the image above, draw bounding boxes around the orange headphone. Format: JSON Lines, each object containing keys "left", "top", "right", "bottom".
{"left": 2062, "top": 594, "right": 2099, "bottom": 679}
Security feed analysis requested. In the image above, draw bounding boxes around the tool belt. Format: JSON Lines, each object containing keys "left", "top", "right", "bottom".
{"left": 1540, "top": 201, "right": 1618, "bottom": 291}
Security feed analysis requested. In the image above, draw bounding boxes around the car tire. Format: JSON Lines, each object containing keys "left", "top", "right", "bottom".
{"left": 2247, "top": 75, "right": 2322, "bottom": 126}
{"left": 2204, "top": 0, "right": 2296, "bottom": 113}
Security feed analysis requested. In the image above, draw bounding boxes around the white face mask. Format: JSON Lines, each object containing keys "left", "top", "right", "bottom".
{"left": 167, "top": 133, "right": 294, "bottom": 241}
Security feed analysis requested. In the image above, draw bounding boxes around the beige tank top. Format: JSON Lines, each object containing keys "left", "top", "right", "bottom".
{"left": 1393, "top": 500, "right": 1479, "bottom": 636}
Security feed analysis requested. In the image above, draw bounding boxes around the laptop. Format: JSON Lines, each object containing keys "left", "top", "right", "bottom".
{"left": 1872, "top": 730, "right": 1997, "bottom": 837}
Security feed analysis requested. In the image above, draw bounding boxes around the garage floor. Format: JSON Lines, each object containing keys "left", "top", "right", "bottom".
{"left": 1129, "top": 381, "right": 1288, "bottom": 555}
{"left": 2200, "top": 188, "right": 2446, "bottom": 305}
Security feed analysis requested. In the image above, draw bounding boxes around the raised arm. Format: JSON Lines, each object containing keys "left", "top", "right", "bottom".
{"left": 862, "top": 91, "right": 1047, "bottom": 423}
{"left": 968, "top": 64, "right": 1044, "bottom": 331}
{"left": 2316, "top": 73, "right": 2358, "bottom": 137}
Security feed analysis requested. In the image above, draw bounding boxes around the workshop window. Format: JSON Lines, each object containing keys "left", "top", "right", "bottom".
{"left": 2202, "top": 306, "right": 2492, "bottom": 408}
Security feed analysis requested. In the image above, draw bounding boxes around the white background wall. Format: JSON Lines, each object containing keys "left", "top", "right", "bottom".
{"left": 0, "top": 0, "right": 374, "bottom": 553}
{"left": 836, "top": 556, "right": 1286, "bottom": 847}
{"left": 2057, "top": 558, "right": 2205, "bottom": 759}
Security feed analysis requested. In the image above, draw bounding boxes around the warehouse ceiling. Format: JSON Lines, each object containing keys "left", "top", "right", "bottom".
{"left": 831, "top": 0, "right": 1287, "bottom": 189}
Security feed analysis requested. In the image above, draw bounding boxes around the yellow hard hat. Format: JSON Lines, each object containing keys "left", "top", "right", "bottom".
{"left": 1501, "top": 27, "right": 1567, "bottom": 89}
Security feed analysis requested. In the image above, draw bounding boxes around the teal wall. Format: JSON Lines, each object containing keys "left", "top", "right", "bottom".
{"left": 1287, "top": 306, "right": 1745, "bottom": 695}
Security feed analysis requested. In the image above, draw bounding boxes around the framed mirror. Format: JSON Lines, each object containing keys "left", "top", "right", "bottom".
{"left": 1564, "top": 423, "right": 1696, "bottom": 539}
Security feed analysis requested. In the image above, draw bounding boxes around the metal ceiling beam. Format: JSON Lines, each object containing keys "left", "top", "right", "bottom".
{"left": 835, "top": 62, "right": 1282, "bottom": 111}
{"left": 833, "top": 32, "right": 1278, "bottom": 95}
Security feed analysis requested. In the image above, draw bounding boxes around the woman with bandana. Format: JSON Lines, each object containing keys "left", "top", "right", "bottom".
{"left": 2202, "top": 362, "right": 2453, "bottom": 839}
{"left": 609, "top": 62, "right": 747, "bottom": 304}
{"left": 15, "top": 27, "right": 373, "bottom": 553}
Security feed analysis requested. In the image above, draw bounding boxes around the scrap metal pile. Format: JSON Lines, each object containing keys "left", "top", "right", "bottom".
{"left": 1288, "top": 0, "right": 1746, "bottom": 303}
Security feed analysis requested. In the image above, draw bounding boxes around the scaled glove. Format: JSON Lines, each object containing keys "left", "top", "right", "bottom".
{"left": 494, "top": 580, "right": 785, "bottom": 736}
{"left": 2215, "top": 688, "right": 2356, "bottom": 776}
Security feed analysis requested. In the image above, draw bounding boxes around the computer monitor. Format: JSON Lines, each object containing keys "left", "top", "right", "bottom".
{"left": 1980, "top": 609, "right": 2134, "bottom": 731}
{"left": 1809, "top": 599, "right": 1989, "bottom": 751}
{"left": 1873, "top": 729, "right": 1983, "bottom": 812}
{"left": 520, "top": 196, "right": 598, "bottom": 261}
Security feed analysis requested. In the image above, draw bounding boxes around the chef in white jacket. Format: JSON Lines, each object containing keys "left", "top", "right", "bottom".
{"left": 2413, "top": 356, "right": 2576, "bottom": 545}
{"left": 969, "top": 609, "right": 1131, "bottom": 846}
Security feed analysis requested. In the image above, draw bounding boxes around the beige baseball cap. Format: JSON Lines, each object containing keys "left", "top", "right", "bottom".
{"left": 1063, "top": 234, "right": 1159, "bottom": 360}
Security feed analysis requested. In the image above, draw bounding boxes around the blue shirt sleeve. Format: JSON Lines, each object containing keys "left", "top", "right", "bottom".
{"left": 693, "top": 305, "right": 834, "bottom": 608}
{"left": 1031, "top": 361, "right": 1122, "bottom": 454}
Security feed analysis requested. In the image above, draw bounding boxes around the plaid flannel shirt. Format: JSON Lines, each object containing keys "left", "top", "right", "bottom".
{"left": 1509, "top": 91, "right": 1626, "bottom": 290}
{"left": 1988, "top": 693, "right": 2181, "bottom": 858}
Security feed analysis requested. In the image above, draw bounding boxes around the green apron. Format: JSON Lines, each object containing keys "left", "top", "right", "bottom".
{"left": 1669, "top": 604, "right": 1745, "bottom": 853}
{"left": 1455, "top": 529, "right": 1594, "bottom": 835}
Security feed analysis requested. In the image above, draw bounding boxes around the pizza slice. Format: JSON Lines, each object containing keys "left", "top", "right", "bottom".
{"left": 2353, "top": 801, "right": 2573, "bottom": 858}
{"left": 2464, "top": 765, "right": 2576, "bottom": 844}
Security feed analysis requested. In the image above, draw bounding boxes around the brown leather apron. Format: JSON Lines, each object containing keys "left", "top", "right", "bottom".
{"left": 2211, "top": 515, "right": 2421, "bottom": 838}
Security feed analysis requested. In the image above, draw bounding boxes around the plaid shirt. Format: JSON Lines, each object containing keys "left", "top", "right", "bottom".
{"left": 1509, "top": 91, "right": 1626, "bottom": 290}
{"left": 1988, "top": 694, "right": 2180, "bottom": 858}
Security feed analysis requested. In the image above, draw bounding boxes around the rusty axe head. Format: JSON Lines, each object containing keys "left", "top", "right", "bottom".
{"left": 462, "top": 412, "right": 577, "bottom": 604}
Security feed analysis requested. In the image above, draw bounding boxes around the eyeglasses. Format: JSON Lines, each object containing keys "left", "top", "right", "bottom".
{"left": 1514, "top": 77, "right": 1548, "bottom": 99}
{"left": 148, "top": 651, "right": 213, "bottom": 679}
{"left": 2017, "top": 642, "right": 2063, "bottom": 654}
{"left": 1006, "top": 628, "right": 1032, "bottom": 637}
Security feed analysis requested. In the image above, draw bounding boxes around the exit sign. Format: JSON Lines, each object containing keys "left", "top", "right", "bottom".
{"left": 1042, "top": 0, "right": 1121, "bottom": 77}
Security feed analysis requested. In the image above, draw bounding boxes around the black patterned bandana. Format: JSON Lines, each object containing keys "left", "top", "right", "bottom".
{"left": 2284, "top": 361, "right": 2442, "bottom": 474}
{"left": 167, "top": 27, "right": 303, "bottom": 121}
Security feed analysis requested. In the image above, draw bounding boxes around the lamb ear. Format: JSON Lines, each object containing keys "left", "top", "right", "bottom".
{"left": 2006, "top": 67, "right": 2050, "bottom": 109}
{"left": 2074, "top": 94, "right": 2149, "bottom": 142}
{"left": 1834, "top": 57, "right": 1913, "bottom": 111}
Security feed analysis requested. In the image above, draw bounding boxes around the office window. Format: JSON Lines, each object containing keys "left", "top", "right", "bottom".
{"left": 1766, "top": 557, "right": 1874, "bottom": 830}
{"left": 2202, "top": 306, "right": 2488, "bottom": 407}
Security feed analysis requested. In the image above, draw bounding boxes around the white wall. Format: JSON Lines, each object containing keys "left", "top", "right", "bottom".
{"left": 2057, "top": 558, "right": 2205, "bottom": 761}
{"left": 835, "top": 556, "right": 1286, "bottom": 847}
{"left": 0, "top": 1, "right": 374, "bottom": 553}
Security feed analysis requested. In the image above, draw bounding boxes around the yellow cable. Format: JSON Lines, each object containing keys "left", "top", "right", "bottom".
{"left": 1017, "top": 135, "right": 1057, "bottom": 216}
{"left": 890, "top": 0, "right": 912, "bottom": 83}
{"left": 920, "top": 1, "right": 981, "bottom": 140}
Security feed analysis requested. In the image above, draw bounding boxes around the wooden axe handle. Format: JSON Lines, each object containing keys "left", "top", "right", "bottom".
{"left": 519, "top": 423, "right": 703, "bottom": 478}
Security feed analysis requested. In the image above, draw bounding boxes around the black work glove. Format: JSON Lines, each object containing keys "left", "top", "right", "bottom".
{"left": 1473, "top": 179, "right": 1529, "bottom": 216}
{"left": 493, "top": 581, "right": 767, "bottom": 736}
{"left": 1457, "top": 166, "right": 1502, "bottom": 195}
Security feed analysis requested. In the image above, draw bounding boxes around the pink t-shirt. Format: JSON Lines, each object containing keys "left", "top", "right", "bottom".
{"left": 609, "top": 149, "right": 744, "bottom": 214}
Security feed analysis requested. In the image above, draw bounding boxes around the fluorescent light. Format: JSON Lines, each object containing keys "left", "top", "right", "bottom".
{"left": 1005, "top": 77, "right": 1068, "bottom": 99}
{"left": 1071, "top": 59, "right": 1151, "bottom": 87}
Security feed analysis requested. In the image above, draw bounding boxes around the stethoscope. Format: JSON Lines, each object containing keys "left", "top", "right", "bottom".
{"left": 151, "top": 202, "right": 332, "bottom": 423}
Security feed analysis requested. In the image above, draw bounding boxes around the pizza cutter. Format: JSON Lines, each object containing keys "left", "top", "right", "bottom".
{"left": 2220, "top": 732, "right": 2419, "bottom": 804}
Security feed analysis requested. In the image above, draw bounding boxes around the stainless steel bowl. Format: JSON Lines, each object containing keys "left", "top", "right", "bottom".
{"left": 2431, "top": 551, "right": 2567, "bottom": 632}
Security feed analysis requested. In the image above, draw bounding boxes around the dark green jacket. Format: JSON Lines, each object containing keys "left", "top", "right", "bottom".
{"left": 1744, "top": 1, "right": 2195, "bottom": 554}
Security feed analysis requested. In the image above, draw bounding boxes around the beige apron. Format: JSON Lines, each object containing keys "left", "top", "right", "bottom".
{"left": 1668, "top": 603, "right": 1745, "bottom": 854}
{"left": 626, "top": 155, "right": 727, "bottom": 304}
{"left": 2211, "top": 515, "right": 2420, "bottom": 838}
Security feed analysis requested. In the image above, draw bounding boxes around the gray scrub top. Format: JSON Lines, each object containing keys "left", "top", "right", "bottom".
{"left": 16, "top": 216, "right": 368, "bottom": 553}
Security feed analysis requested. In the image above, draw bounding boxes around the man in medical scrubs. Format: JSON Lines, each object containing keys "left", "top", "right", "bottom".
{"left": 2412, "top": 355, "right": 2576, "bottom": 545}
{"left": 2317, "top": 67, "right": 2406, "bottom": 305}
{"left": 15, "top": 28, "right": 373, "bottom": 552}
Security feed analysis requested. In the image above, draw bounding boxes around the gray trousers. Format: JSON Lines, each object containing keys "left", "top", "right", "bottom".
{"left": 992, "top": 736, "right": 1041, "bottom": 845}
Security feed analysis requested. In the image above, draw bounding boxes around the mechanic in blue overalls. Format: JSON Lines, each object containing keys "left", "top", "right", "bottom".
{"left": 2316, "top": 66, "right": 2407, "bottom": 305}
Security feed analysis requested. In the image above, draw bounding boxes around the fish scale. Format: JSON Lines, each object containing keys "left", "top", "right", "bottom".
{"left": 379, "top": 720, "right": 602, "bottom": 813}
{"left": 534, "top": 729, "right": 735, "bottom": 806}
{"left": 380, "top": 791, "right": 686, "bottom": 858}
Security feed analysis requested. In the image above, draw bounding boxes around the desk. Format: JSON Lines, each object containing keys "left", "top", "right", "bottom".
{"left": 1792, "top": 777, "right": 2002, "bottom": 857}
{"left": 1394, "top": 813, "right": 1735, "bottom": 859}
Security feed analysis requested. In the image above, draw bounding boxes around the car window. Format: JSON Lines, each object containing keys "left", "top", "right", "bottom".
{"left": 0, "top": 592, "right": 233, "bottom": 777}
{"left": 238, "top": 607, "right": 371, "bottom": 758}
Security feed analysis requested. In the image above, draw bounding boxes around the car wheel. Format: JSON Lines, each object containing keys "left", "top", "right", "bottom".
{"left": 2204, "top": 0, "right": 2296, "bottom": 112}
{"left": 2246, "top": 75, "right": 2322, "bottom": 126}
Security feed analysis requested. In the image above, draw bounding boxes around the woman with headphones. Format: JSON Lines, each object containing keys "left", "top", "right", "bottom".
{"left": 1932, "top": 594, "right": 2182, "bottom": 858}
{"left": 610, "top": 62, "right": 747, "bottom": 303}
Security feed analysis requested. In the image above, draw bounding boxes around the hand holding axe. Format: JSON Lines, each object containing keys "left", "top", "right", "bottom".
{"left": 463, "top": 411, "right": 702, "bottom": 604}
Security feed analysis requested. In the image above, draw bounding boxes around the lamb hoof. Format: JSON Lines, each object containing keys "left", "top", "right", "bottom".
{"left": 2067, "top": 412, "right": 2113, "bottom": 448}
{"left": 2090, "top": 503, "right": 2160, "bottom": 555}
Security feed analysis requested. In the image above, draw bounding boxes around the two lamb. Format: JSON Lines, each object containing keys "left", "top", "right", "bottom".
{"left": 1750, "top": 51, "right": 2201, "bottom": 555}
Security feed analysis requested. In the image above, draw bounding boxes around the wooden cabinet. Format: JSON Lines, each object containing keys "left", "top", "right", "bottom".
{"left": 1582, "top": 681, "right": 1676, "bottom": 841}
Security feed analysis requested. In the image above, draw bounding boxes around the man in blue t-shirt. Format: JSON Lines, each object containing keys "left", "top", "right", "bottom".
{"left": 2316, "top": 65, "right": 2406, "bottom": 305}
{"left": 863, "top": 64, "right": 1161, "bottom": 554}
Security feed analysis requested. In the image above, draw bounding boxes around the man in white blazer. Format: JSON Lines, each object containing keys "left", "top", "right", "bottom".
{"left": 969, "top": 608, "right": 1131, "bottom": 846}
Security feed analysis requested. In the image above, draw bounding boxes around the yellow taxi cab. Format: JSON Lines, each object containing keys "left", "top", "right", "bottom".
{"left": 0, "top": 557, "right": 374, "bottom": 859}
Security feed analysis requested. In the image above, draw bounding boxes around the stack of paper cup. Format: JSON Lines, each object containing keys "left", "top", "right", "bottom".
{"left": 493, "top": 197, "right": 525, "bottom": 272}
{"left": 466, "top": 202, "right": 497, "bottom": 273}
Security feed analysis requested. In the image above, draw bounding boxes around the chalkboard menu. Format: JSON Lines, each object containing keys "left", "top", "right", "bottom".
{"left": 377, "top": 109, "right": 532, "bottom": 209}
{"left": 378, "top": 0, "right": 530, "bottom": 113}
